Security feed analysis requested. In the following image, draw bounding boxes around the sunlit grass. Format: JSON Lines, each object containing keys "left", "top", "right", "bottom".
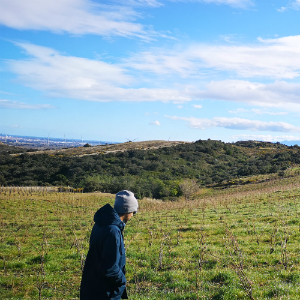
{"left": 1, "top": 176, "right": 300, "bottom": 299}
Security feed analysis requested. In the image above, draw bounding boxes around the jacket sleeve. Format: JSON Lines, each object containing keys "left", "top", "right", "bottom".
{"left": 99, "top": 227, "right": 126, "bottom": 286}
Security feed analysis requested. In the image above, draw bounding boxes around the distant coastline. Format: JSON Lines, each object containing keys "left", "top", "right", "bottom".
{"left": 0, "top": 133, "right": 117, "bottom": 149}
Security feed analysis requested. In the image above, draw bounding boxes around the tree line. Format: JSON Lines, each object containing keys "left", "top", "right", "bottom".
{"left": 1, "top": 140, "right": 300, "bottom": 199}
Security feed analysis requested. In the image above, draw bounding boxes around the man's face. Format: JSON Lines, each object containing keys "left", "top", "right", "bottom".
{"left": 123, "top": 212, "right": 134, "bottom": 223}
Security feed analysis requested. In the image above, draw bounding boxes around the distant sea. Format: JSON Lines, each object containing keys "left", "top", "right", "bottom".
{"left": 0, "top": 133, "right": 117, "bottom": 149}
{"left": 281, "top": 140, "right": 300, "bottom": 146}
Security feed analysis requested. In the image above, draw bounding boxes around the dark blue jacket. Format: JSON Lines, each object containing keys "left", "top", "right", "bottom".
{"left": 80, "top": 204, "right": 127, "bottom": 300}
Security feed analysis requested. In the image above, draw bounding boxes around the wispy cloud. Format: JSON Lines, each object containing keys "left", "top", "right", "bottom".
{"left": 251, "top": 109, "right": 288, "bottom": 115}
{"left": 122, "top": 0, "right": 253, "bottom": 8}
{"left": 0, "top": 0, "right": 155, "bottom": 39}
{"left": 149, "top": 120, "right": 161, "bottom": 125}
{"left": 228, "top": 108, "right": 289, "bottom": 115}
{"left": 126, "top": 35, "right": 300, "bottom": 79}
{"left": 293, "top": 0, "right": 300, "bottom": 8}
{"left": 194, "top": 80, "right": 300, "bottom": 109}
{"left": 166, "top": 116, "right": 300, "bottom": 132}
{"left": 8, "top": 42, "right": 300, "bottom": 107}
{"left": 229, "top": 108, "right": 248, "bottom": 113}
{"left": 0, "top": 0, "right": 252, "bottom": 41}
{"left": 0, "top": 99, "right": 54, "bottom": 109}
{"left": 6, "top": 43, "right": 192, "bottom": 103}
{"left": 0, "top": 90, "right": 17, "bottom": 95}
{"left": 277, "top": 6, "right": 287, "bottom": 12}
{"left": 193, "top": 0, "right": 253, "bottom": 8}
{"left": 277, "top": 0, "right": 300, "bottom": 12}
{"left": 230, "top": 134, "right": 300, "bottom": 142}
{"left": 121, "top": 0, "right": 162, "bottom": 7}
{"left": 193, "top": 105, "right": 203, "bottom": 109}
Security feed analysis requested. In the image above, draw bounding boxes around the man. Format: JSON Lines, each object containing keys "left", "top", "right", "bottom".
{"left": 80, "top": 190, "right": 138, "bottom": 300}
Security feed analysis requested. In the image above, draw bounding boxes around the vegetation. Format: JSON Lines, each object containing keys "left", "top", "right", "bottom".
{"left": 1, "top": 140, "right": 300, "bottom": 199}
{"left": 0, "top": 143, "right": 36, "bottom": 155}
{"left": 179, "top": 179, "right": 200, "bottom": 201}
{"left": 2, "top": 175, "right": 300, "bottom": 299}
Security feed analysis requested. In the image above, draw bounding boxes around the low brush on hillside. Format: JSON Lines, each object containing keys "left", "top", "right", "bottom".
{"left": 1, "top": 139, "right": 300, "bottom": 199}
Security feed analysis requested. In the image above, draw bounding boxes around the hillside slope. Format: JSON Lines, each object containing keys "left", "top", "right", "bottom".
{"left": 16, "top": 140, "right": 189, "bottom": 157}
{"left": 1, "top": 139, "right": 300, "bottom": 199}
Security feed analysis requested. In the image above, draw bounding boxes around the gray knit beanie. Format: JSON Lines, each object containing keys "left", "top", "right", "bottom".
{"left": 114, "top": 190, "right": 138, "bottom": 214}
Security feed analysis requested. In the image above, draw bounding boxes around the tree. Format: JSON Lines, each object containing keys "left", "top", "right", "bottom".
{"left": 179, "top": 179, "right": 200, "bottom": 201}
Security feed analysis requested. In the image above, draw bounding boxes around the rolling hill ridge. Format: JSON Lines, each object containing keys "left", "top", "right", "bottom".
{"left": 1, "top": 139, "right": 300, "bottom": 199}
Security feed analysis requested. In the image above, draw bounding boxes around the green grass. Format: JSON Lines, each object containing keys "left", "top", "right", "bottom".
{"left": 2, "top": 176, "right": 300, "bottom": 299}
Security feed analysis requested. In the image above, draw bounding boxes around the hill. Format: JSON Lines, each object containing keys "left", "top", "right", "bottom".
{"left": 16, "top": 140, "right": 189, "bottom": 156}
{"left": 1, "top": 139, "right": 300, "bottom": 199}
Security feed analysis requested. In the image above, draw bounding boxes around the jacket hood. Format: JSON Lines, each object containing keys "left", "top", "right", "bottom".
{"left": 94, "top": 204, "right": 124, "bottom": 230}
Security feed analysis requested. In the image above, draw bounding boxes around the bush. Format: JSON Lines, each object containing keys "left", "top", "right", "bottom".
{"left": 179, "top": 179, "right": 200, "bottom": 201}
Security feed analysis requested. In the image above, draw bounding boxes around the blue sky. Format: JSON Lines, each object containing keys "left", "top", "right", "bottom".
{"left": 1, "top": 0, "right": 300, "bottom": 143}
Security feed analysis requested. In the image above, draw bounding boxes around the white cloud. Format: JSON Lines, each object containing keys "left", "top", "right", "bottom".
{"left": 122, "top": 0, "right": 162, "bottom": 7}
{"left": 150, "top": 120, "right": 161, "bottom": 125}
{"left": 125, "top": 49, "right": 197, "bottom": 77}
{"left": 166, "top": 115, "right": 300, "bottom": 132}
{"left": 9, "top": 42, "right": 133, "bottom": 87}
{"left": 0, "top": 90, "right": 16, "bottom": 95}
{"left": 0, "top": 0, "right": 251, "bottom": 40}
{"left": 193, "top": 105, "right": 203, "bottom": 109}
{"left": 177, "top": 105, "right": 183, "bottom": 108}
{"left": 118, "top": 0, "right": 253, "bottom": 8}
{"left": 278, "top": 0, "right": 300, "bottom": 11}
{"left": 229, "top": 108, "right": 248, "bottom": 113}
{"left": 194, "top": 80, "right": 300, "bottom": 109}
{"left": 230, "top": 134, "right": 300, "bottom": 142}
{"left": 8, "top": 42, "right": 300, "bottom": 107}
{"left": 6, "top": 43, "right": 192, "bottom": 103}
{"left": 194, "top": 0, "right": 253, "bottom": 8}
{"left": 125, "top": 0, "right": 252, "bottom": 8}
{"left": 251, "top": 109, "right": 288, "bottom": 115}
{"left": 0, "top": 99, "right": 54, "bottom": 109}
{"left": 126, "top": 35, "right": 300, "bottom": 79}
{"left": 229, "top": 108, "right": 288, "bottom": 115}
{"left": 277, "top": 6, "right": 287, "bottom": 12}
{"left": 0, "top": 0, "right": 152, "bottom": 39}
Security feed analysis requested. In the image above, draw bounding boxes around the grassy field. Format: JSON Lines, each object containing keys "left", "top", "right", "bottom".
{"left": 1, "top": 176, "right": 300, "bottom": 299}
